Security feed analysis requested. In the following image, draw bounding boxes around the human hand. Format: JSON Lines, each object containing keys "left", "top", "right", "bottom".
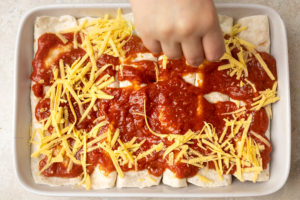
{"left": 129, "top": 0, "right": 225, "bottom": 66}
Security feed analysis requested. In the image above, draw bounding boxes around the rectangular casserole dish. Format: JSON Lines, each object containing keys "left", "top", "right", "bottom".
{"left": 13, "top": 3, "right": 290, "bottom": 197}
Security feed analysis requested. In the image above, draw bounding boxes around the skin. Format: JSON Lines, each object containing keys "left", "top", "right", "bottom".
{"left": 129, "top": 0, "right": 225, "bottom": 66}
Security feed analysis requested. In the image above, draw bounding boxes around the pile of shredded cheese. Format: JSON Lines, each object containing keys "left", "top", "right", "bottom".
{"left": 219, "top": 23, "right": 275, "bottom": 81}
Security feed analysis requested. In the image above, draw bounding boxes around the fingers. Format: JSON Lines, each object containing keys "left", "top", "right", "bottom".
{"left": 142, "top": 32, "right": 224, "bottom": 66}
{"left": 202, "top": 26, "right": 225, "bottom": 61}
{"left": 129, "top": 0, "right": 225, "bottom": 66}
{"left": 181, "top": 38, "right": 204, "bottom": 66}
{"left": 141, "top": 38, "right": 162, "bottom": 54}
{"left": 160, "top": 41, "right": 183, "bottom": 59}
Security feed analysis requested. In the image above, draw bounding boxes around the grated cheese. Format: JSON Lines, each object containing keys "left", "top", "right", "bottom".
{"left": 251, "top": 81, "right": 280, "bottom": 111}
{"left": 219, "top": 23, "right": 275, "bottom": 81}
{"left": 196, "top": 174, "right": 213, "bottom": 183}
{"left": 31, "top": 12, "right": 279, "bottom": 189}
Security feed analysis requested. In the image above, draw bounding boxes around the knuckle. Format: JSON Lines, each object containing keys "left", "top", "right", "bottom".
{"left": 204, "top": 13, "right": 217, "bottom": 30}
{"left": 177, "top": 20, "right": 195, "bottom": 37}
{"left": 158, "top": 25, "right": 174, "bottom": 37}
{"left": 134, "top": 21, "right": 145, "bottom": 32}
{"left": 138, "top": 28, "right": 152, "bottom": 38}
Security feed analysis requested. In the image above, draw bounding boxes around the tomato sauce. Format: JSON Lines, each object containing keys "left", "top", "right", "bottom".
{"left": 123, "top": 35, "right": 149, "bottom": 57}
{"left": 33, "top": 33, "right": 275, "bottom": 178}
{"left": 118, "top": 61, "right": 157, "bottom": 84}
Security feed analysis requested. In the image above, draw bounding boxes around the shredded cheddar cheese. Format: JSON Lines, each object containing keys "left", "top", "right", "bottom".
{"left": 251, "top": 81, "right": 280, "bottom": 111}
{"left": 31, "top": 12, "right": 279, "bottom": 190}
{"left": 162, "top": 55, "right": 168, "bottom": 69}
{"left": 197, "top": 174, "right": 214, "bottom": 183}
{"left": 219, "top": 23, "right": 275, "bottom": 81}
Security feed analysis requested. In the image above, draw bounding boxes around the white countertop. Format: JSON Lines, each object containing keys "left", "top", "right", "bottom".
{"left": 1, "top": 0, "right": 299, "bottom": 199}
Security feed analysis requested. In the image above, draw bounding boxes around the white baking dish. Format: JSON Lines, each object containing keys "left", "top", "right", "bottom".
{"left": 13, "top": 3, "right": 290, "bottom": 197}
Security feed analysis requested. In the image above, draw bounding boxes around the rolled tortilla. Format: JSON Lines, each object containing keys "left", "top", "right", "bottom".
{"left": 188, "top": 91, "right": 232, "bottom": 187}
{"left": 119, "top": 79, "right": 133, "bottom": 88}
{"left": 32, "top": 16, "right": 117, "bottom": 188}
{"left": 31, "top": 16, "right": 81, "bottom": 186}
{"left": 34, "top": 15, "right": 78, "bottom": 52}
{"left": 163, "top": 169, "right": 187, "bottom": 187}
{"left": 233, "top": 15, "right": 271, "bottom": 181}
{"left": 117, "top": 170, "right": 161, "bottom": 188}
{"left": 232, "top": 99, "right": 271, "bottom": 182}
{"left": 122, "top": 13, "right": 138, "bottom": 35}
{"left": 91, "top": 166, "right": 117, "bottom": 189}
{"left": 237, "top": 15, "right": 270, "bottom": 53}
{"left": 31, "top": 90, "right": 81, "bottom": 186}
{"left": 182, "top": 73, "right": 196, "bottom": 85}
{"left": 195, "top": 71, "right": 204, "bottom": 88}
{"left": 117, "top": 15, "right": 163, "bottom": 187}
{"left": 243, "top": 108, "right": 271, "bottom": 183}
{"left": 162, "top": 73, "right": 231, "bottom": 187}
{"left": 203, "top": 91, "right": 230, "bottom": 103}
{"left": 132, "top": 52, "right": 157, "bottom": 62}
{"left": 77, "top": 17, "right": 119, "bottom": 89}
{"left": 218, "top": 14, "right": 234, "bottom": 34}
{"left": 188, "top": 168, "right": 232, "bottom": 187}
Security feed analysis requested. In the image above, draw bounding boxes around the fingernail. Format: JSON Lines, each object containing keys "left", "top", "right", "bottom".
{"left": 188, "top": 59, "right": 202, "bottom": 67}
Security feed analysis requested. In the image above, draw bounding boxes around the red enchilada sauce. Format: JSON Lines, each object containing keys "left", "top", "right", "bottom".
{"left": 32, "top": 34, "right": 275, "bottom": 178}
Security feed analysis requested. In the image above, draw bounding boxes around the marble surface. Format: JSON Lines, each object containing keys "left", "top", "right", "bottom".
{"left": 0, "top": 0, "right": 299, "bottom": 199}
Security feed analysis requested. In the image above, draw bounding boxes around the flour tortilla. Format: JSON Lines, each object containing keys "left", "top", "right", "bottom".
{"left": 78, "top": 16, "right": 120, "bottom": 88}
{"left": 132, "top": 52, "right": 157, "bottom": 62}
{"left": 163, "top": 15, "right": 234, "bottom": 187}
{"left": 31, "top": 16, "right": 117, "bottom": 188}
{"left": 231, "top": 99, "right": 271, "bottom": 182}
{"left": 188, "top": 14, "right": 236, "bottom": 185}
{"left": 31, "top": 90, "right": 81, "bottom": 186}
{"left": 187, "top": 91, "right": 232, "bottom": 187}
{"left": 203, "top": 92, "right": 230, "bottom": 103}
{"left": 122, "top": 13, "right": 138, "bottom": 35}
{"left": 117, "top": 51, "right": 163, "bottom": 187}
{"left": 117, "top": 170, "right": 161, "bottom": 188}
{"left": 162, "top": 169, "right": 187, "bottom": 187}
{"left": 237, "top": 15, "right": 270, "bottom": 53}
{"left": 79, "top": 15, "right": 163, "bottom": 188}
{"left": 182, "top": 73, "right": 196, "bottom": 85}
{"left": 233, "top": 15, "right": 271, "bottom": 181}
{"left": 188, "top": 168, "right": 232, "bottom": 187}
{"left": 31, "top": 16, "right": 81, "bottom": 186}
{"left": 91, "top": 166, "right": 117, "bottom": 189}
{"left": 218, "top": 14, "right": 234, "bottom": 34}
{"left": 34, "top": 16, "right": 78, "bottom": 53}
{"left": 235, "top": 114, "right": 270, "bottom": 182}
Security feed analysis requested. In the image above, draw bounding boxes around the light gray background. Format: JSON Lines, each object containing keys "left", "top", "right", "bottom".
{"left": 1, "top": 0, "right": 299, "bottom": 199}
